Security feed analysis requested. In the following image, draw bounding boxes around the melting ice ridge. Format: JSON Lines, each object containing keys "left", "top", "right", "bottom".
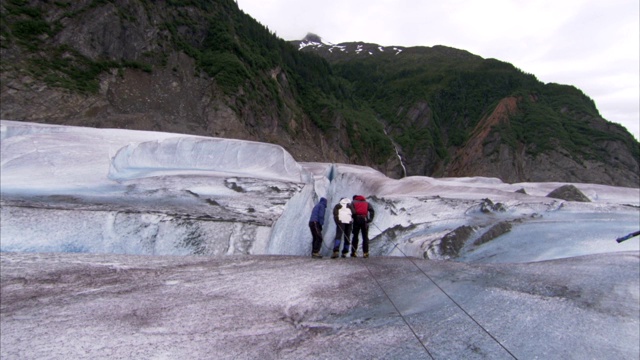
{"left": 1, "top": 120, "right": 639, "bottom": 263}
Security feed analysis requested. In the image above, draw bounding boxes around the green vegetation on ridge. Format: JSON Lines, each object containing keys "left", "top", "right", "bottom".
{"left": 326, "top": 44, "right": 637, "bottom": 167}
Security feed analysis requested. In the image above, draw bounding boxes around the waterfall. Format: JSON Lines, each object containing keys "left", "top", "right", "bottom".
{"left": 393, "top": 143, "right": 407, "bottom": 178}
{"left": 377, "top": 119, "right": 407, "bottom": 178}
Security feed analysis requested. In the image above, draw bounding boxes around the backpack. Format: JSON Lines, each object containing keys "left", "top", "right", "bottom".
{"left": 353, "top": 195, "right": 368, "bottom": 216}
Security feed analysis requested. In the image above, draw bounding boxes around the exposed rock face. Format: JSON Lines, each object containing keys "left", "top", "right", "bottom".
{"left": 445, "top": 97, "right": 639, "bottom": 188}
{"left": 474, "top": 222, "right": 513, "bottom": 246}
{"left": 546, "top": 185, "right": 592, "bottom": 202}
{"left": 1, "top": 55, "right": 351, "bottom": 165}
{"left": 447, "top": 97, "right": 521, "bottom": 180}
{"left": 439, "top": 225, "right": 475, "bottom": 258}
{"left": 393, "top": 101, "right": 441, "bottom": 177}
{"left": 480, "top": 198, "right": 507, "bottom": 213}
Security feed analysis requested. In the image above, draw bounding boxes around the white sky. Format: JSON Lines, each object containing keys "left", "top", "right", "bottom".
{"left": 237, "top": 0, "right": 640, "bottom": 140}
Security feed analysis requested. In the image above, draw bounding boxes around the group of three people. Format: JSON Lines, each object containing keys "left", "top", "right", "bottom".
{"left": 308, "top": 195, "right": 375, "bottom": 259}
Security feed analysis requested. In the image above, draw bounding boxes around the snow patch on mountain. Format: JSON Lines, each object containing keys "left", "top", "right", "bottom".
{"left": 295, "top": 38, "right": 406, "bottom": 57}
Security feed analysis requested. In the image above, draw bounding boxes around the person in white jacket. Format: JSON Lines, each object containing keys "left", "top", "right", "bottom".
{"left": 331, "top": 197, "right": 355, "bottom": 258}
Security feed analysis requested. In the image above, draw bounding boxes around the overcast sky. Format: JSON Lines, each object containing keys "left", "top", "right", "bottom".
{"left": 237, "top": 0, "right": 639, "bottom": 140}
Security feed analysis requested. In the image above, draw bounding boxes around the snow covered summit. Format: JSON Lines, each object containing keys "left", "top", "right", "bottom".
{"left": 295, "top": 33, "right": 405, "bottom": 56}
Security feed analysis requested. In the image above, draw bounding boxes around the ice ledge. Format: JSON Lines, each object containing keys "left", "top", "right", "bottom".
{"left": 108, "top": 136, "right": 304, "bottom": 183}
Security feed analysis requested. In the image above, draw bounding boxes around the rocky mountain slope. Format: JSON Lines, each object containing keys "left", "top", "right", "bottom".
{"left": 1, "top": 0, "right": 392, "bottom": 168}
{"left": 1, "top": 1, "right": 637, "bottom": 187}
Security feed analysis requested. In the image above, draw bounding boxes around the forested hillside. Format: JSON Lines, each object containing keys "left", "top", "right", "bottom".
{"left": 295, "top": 37, "right": 639, "bottom": 186}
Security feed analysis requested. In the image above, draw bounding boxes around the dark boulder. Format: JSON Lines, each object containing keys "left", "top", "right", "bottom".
{"left": 546, "top": 184, "right": 591, "bottom": 202}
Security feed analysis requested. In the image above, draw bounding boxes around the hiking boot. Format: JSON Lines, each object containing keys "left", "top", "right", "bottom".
{"left": 312, "top": 252, "right": 323, "bottom": 259}
{"left": 331, "top": 251, "right": 339, "bottom": 259}
{"left": 351, "top": 253, "right": 357, "bottom": 258}
{"left": 341, "top": 253, "right": 347, "bottom": 258}
{"left": 364, "top": 252, "right": 369, "bottom": 258}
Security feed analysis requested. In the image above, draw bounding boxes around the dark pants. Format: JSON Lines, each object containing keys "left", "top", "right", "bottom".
{"left": 352, "top": 216, "right": 369, "bottom": 255}
{"left": 333, "top": 221, "right": 353, "bottom": 254}
{"left": 309, "top": 221, "right": 323, "bottom": 254}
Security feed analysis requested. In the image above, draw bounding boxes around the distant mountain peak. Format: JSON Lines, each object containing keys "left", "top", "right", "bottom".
{"left": 302, "top": 32, "right": 323, "bottom": 43}
{"left": 294, "top": 35, "right": 405, "bottom": 56}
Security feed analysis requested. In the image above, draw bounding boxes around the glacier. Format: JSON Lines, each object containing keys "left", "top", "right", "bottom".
{"left": 1, "top": 120, "right": 639, "bottom": 359}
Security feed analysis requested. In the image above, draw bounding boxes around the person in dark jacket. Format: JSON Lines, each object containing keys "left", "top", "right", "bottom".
{"left": 309, "top": 197, "right": 327, "bottom": 258}
{"left": 331, "top": 197, "right": 355, "bottom": 258}
{"left": 351, "top": 195, "right": 375, "bottom": 258}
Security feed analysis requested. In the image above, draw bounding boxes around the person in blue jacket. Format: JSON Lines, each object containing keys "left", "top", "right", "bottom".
{"left": 309, "top": 197, "right": 327, "bottom": 258}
